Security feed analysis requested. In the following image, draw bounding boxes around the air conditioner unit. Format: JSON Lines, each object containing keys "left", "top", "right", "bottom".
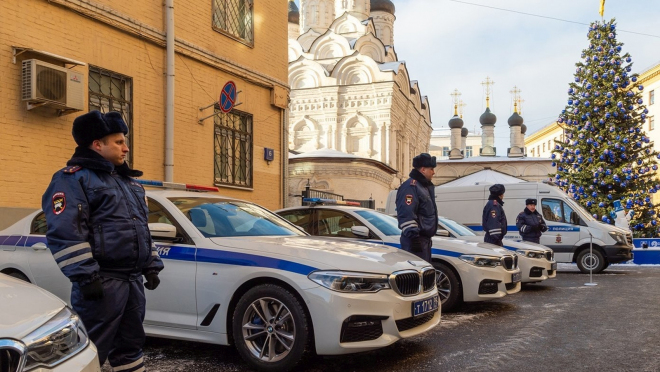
{"left": 22, "top": 59, "right": 84, "bottom": 112}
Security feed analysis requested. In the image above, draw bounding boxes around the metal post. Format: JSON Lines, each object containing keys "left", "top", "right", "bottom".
{"left": 585, "top": 231, "right": 598, "bottom": 286}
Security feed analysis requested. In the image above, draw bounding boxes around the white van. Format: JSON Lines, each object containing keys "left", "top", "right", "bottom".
{"left": 387, "top": 182, "right": 634, "bottom": 274}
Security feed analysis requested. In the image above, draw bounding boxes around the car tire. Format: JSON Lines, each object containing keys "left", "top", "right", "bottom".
{"left": 576, "top": 249, "right": 606, "bottom": 274}
{"left": 4, "top": 271, "right": 30, "bottom": 282}
{"left": 232, "top": 284, "right": 310, "bottom": 372}
{"left": 433, "top": 262, "right": 462, "bottom": 312}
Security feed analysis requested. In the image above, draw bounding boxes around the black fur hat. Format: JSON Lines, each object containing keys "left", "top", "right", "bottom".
{"left": 412, "top": 153, "right": 437, "bottom": 168}
{"left": 489, "top": 184, "right": 506, "bottom": 196}
{"left": 525, "top": 198, "right": 537, "bottom": 205}
{"left": 72, "top": 111, "right": 129, "bottom": 147}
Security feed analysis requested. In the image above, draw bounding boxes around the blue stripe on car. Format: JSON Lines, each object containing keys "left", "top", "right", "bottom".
{"left": 467, "top": 225, "right": 580, "bottom": 232}
{"left": 383, "top": 241, "right": 462, "bottom": 258}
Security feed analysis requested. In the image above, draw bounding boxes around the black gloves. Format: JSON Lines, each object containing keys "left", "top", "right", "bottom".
{"left": 80, "top": 278, "right": 104, "bottom": 301}
{"left": 540, "top": 224, "right": 548, "bottom": 233}
{"left": 144, "top": 273, "right": 160, "bottom": 290}
{"left": 411, "top": 238, "right": 423, "bottom": 252}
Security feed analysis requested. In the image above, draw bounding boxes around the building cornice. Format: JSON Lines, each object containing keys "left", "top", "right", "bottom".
{"left": 289, "top": 156, "right": 397, "bottom": 174}
{"left": 638, "top": 63, "right": 660, "bottom": 86}
{"left": 525, "top": 122, "right": 563, "bottom": 144}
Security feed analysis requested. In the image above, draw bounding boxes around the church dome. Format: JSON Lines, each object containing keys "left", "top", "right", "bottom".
{"left": 448, "top": 115, "right": 464, "bottom": 129}
{"left": 508, "top": 112, "right": 523, "bottom": 127}
{"left": 370, "top": 0, "right": 395, "bottom": 14}
{"left": 461, "top": 127, "right": 469, "bottom": 137}
{"left": 521, "top": 123, "right": 527, "bottom": 134}
{"left": 288, "top": 0, "right": 299, "bottom": 24}
{"left": 479, "top": 107, "right": 496, "bottom": 126}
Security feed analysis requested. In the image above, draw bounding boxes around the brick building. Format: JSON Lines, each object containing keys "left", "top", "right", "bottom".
{"left": 0, "top": 0, "right": 289, "bottom": 227}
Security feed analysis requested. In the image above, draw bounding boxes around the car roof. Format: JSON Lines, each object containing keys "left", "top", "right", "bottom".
{"left": 145, "top": 189, "right": 251, "bottom": 204}
{"left": 276, "top": 205, "right": 370, "bottom": 213}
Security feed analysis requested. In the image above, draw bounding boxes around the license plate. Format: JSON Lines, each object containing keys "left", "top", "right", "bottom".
{"left": 551, "top": 262, "right": 557, "bottom": 271}
{"left": 512, "top": 272, "right": 521, "bottom": 283}
{"left": 412, "top": 295, "right": 439, "bottom": 317}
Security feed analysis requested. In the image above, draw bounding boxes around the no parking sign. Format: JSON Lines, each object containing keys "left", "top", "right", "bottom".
{"left": 219, "top": 81, "right": 237, "bottom": 113}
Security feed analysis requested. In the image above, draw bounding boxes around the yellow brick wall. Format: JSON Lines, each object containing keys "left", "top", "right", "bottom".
{"left": 0, "top": 0, "right": 288, "bottom": 212}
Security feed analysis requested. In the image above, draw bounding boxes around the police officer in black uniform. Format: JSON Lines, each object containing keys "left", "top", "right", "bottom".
{"left": 516, "top": 198, "right": 548, "bottom": 244}
{"left": 395, "top": 153, "right": 438, "bottom": 262}
{"left": 42, "top": 111, "right": 164, "bottom": 372}
{"left": 482, "top": 184, "right": 507, "bottom": 246}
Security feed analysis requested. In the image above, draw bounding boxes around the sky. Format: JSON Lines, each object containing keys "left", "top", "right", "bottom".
{"left": 389, "top": 0, "right": 660, "bottom": 155}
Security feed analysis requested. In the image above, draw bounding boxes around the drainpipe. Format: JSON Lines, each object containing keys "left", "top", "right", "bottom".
{"left": 282, "top": 108, "right": 289, "bottom": 207}
{"left": 165, "top": 0, "right": 175, "bottom": 182}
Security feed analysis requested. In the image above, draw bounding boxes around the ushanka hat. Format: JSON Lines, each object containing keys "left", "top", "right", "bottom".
{"left": 72, "top": 110, "right": 129, "bottom": 147}
{"left": 412, "top": 153, "right": 437, "bottom": 168}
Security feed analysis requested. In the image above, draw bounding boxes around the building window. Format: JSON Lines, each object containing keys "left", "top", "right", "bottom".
{"left": 442, "top": 147, "right": 450, "bottom": 157}
{"left": 651, "top": 90, "right": 655, "bottom": 105}
{"left": 650, "top": 116, "right": 655, "bottom": 131}
{"left": 88, "top": 66, "right": 133, "bottom": 165}
{"left": 465, "top": 146, "right": 473, "bottom": 158}
{"left": 212, "top": 0, "right": 254, "bottom": 46}
{"left": 542, "top": 143, "right": 545, "bottom": 152}
{"left": 531, "top": 148, "right": 535, "bottom": 157}
{"left": 537, "top": 145, "right": 540, "bottom": 155}
{"left": 547, "top": 140, "right": 551, "bottom": 151}
{"left": 214, "top": 107, "right": 253, "bottom": 188}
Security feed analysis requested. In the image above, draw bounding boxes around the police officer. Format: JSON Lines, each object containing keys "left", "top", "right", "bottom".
{"left": 395, "top": 153, "right": 438, "bottom": 262}
{"left": 516, "top": 199, "right": 548, "bottom": 244}
{"left": 482, "top": 184, "right": 507, "bottom": 246}
{"left": 42, "top": 111, "right": 164, "bottom": 371}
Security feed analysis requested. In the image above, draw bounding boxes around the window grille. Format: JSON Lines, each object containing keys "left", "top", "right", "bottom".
{"left": 214, "top": 107, "right": 253, "bottom": 187}
{"left": 88, "top": 66, "right": 133, "bottom": 165}
{"left": 212, "top": 0, "right": 254, "bottom": 46}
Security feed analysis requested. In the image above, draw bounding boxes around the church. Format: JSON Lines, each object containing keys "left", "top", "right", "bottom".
{"left": 286, "top": 0, "right": 433, "bottom": 210}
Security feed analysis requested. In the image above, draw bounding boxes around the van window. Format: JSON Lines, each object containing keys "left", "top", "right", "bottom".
{"left": 541, "top": 198, "right": 579, "bottom": 225}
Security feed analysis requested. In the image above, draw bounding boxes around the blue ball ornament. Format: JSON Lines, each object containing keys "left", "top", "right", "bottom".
{"left": 568, "top": 99, "right": 573, "bottom": 105}
{"left": 626, "top": 56, "right": 632, "bottom": 63}
{"left": 593, "top": 214, "right": 598, "bottom": 219}
{"left": 639, "top": 85, "right": 644, "bottom": 91}
{"left": 599, "top": 202, "right": 605, "bottom": 208}
{"left": 575, "top": 77, "right": 581, "bottom": 82}
{"left": 587, "top": 201, "right": 593, "bottom": 207}
{"left": 593, "top": 73, "right": 599, "bottom": 79}
{"left": 638, "top": 98, "right": 643, "bottom": 104}
{"left": 586, "top": 83, "right": 592, "bottom": 89}
{"left": 592, "top": 192, "right": 598, "bottom": 197}
{"left": 632, "top": 76, "right": 638, "bottom": 82}
{"left": 613, "top": 83, "right": 619, "bottom": 89}
{"left": 607, "top": 92, "right": 613, "bottom": 98}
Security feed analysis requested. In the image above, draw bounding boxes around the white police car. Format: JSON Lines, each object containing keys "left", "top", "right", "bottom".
{"left": 436, "top": 217, "right": 557, "bottom": 283}
{"left": 0, "top": 273, "right": 101, "bottom": 372}
{"left": 0, "top": 181, "right": 439, "bottom": 371}
{"left": 276, "top": 201, "right": 521, "bottom": 312}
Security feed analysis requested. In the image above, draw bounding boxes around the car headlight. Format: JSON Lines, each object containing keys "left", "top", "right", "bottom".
{"left": 459, "top": 255, "right": 502, "bottom": 267}
{"left": 308, "top": 271, "right": 391, "bottom": 293}
{"left": 609, "top": 231, "right": 626, "bottom": 244}
{"left": 515, "top": 250, "right": 546, "bottom": 259}
{"left": 21, "top": 307, "right": 89, "bottom": 371}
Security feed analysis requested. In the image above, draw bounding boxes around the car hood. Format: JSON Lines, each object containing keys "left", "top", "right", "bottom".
{"left": 208, "top": 236, "right": 430, "bottom": 273}
{"left": 431, "top": 237, "right": 512, "bottom": 257}
{"left": 0, "top": 275, "right": 66, "bottom": 339}
{"left": 456, "top": 235, "right": 551, "bottom": 253}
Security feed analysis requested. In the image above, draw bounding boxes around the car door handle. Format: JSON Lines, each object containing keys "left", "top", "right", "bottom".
{"left": 31, "top": 243, "right": 48, "bottom": 251}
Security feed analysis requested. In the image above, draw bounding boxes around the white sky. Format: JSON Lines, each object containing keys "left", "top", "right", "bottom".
{"left": 391, "top": 0, "right": 660, "bottom": 154}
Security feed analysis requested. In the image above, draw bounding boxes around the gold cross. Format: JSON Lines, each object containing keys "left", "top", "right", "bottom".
{"left": 459, "top": 100, "right": 467, "bottom": 119}
{"left": 510, "top": 86, "right": 522, "bottom": 113}
{"left": 450, "top": 89, "right": 462, "bottom": 115}
{"left": 481, "top": 77, "right": 495, "bottom": 107}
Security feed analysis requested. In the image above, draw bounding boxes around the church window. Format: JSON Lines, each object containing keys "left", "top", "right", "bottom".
{"left": 442, "top": 147, "right": 450, "bottom": 157}
{"left": 465, "top": 146, "right": 473, "bottom": 158}
{"left": 214, "top": 107, "right": 253, "bottom": 188}
{"left": 212, "top": 0, "right": 254, "bottom": 46}
{"left": 650, "top": 90, "right": 655, "bottom": 105}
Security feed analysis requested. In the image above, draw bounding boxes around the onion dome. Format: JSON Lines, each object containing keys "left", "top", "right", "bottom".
{"left": 288, "top": 0, "right": 299, "bottom": 24}
{"left": 479, "top": 107, "right": 497, "bottom": 126}
{"left": 448, "top": 115, "right": 464, "bottom": 129}
{"left": 521, "top": 123, "right": 527, "bottom": 135}
{"left": 371, "top": 0, "right": 395, "bottom": 15}
{"left": 508, "top": 112, "right": 523, "bottom": 127}
{"left": 461, "top": 127, "right": 469, "bottom": 137}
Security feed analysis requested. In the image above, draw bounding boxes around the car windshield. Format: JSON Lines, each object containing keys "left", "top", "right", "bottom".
{"left": 354, "top": 210, "right": 401, "bottom": 236}
{"left": 438, "top": 217, "right": 477, "bottom": 236}
{"left": 168, "top": 197, "right": 304, "bottom": 237}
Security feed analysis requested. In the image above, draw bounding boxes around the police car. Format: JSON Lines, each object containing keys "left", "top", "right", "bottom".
{"left": 0, "top": 273, "right": 101, "bottom": 372}
{"left": 0, "top": 182, "right": 439, "bottom": 371}
{"left": 276, "top": 200, "right": 522, "bottom": 312}
{"left": 436, "top": 216, "right": 557, "bottom": 283}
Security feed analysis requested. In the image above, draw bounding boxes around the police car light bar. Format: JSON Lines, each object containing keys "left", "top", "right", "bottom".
{"left": 135, "top": 179, "right": 219, "bottom": 192}
{"left": 302, "top": 198, "right": 361, "bottom": 206}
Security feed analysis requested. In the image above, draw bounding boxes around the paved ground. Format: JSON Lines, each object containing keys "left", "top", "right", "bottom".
{"left": 107, "top": 265, "right": 660, "bottom": 372}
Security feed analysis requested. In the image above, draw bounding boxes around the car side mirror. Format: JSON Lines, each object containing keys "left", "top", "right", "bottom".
{"left": 351, "top": 226, "right": 370, "bottom": 238}
{"left": 436, "top": 229, "right": 450, "bottom": 237}
{"left": 149, "top": 223, "right": 178, "bottom": 241}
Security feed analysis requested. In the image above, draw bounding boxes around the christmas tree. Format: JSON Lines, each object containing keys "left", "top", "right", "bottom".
{"left": 552, "top": 18, "right": 660, "bottom": 238}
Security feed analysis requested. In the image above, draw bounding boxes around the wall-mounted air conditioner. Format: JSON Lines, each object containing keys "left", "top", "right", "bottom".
{"left": 22, "top": 59, "right": 84, "bottom": 112}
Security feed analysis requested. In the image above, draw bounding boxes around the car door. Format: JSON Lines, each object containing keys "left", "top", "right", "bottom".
{"left": 315, "top": 209, "right": 367, "bottom": 239}
{"left": 277, "top": 209, "right": 314, "bottom": 234}
{"left": 23, "top": 212, "right": 72, "bottom": 302}
{"left": 540, "top": 198, "right": 581, "bottom": 261}
{"left": 143, "top": 197, "right": 198, "bottom": 330}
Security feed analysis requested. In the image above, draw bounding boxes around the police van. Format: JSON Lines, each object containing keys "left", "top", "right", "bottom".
{"left": 387, "top": 182, "right": 633, "bottom": 274}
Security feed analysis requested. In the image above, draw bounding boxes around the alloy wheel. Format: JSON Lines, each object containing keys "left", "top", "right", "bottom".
{"left": 436, "top": 269, "right": 451, "bottom": 303}
{"left": 241, "top": 297, "right": 296, "bottom": 362}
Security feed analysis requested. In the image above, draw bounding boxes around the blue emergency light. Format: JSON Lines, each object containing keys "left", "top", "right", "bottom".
{"left": 303, "top": 198, "right": 361, "bottom": 206}
{"left": 135, "top": 179, "right": 219, "bottom": 192}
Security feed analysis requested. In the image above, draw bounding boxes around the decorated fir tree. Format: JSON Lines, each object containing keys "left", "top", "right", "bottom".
{"left": 552, "top": 18, "right": 660, "bottom": 238}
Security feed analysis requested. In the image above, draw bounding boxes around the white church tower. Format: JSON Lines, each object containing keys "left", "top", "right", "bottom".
{"left": 300, "top": 0, "right": 335, "bottom": 33}
{"left": 370, "top": 0, "right": 395, "bottom": 45}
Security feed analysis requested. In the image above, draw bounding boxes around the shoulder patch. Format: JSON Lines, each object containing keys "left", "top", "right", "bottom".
{"left": 405, "top": 194, "right": 413, "bottom": 205}
{"left": 62, "top": 165, "right": 82, "bottom": 174}
{"left": 491, "top": 210, "right": 497, "bottom": 218}
{"left": 411, "top": 179, "right": 417, "bottom": 186}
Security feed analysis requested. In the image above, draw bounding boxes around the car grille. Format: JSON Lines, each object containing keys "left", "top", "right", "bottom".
{"left": 478, "top": 279, "right": 500, "bottom": 294}
{"left": 0, "top": 340, "right": 25, "bottom": 372}
{"left": 625, "top": 233, "right": 633, "bottom": 246}
{"left": 340, "top": 316, "right": 387, "bottom": 343}
{"left": 390, "top": 268, "right": 436, "bottom": 296}
{"left": 501, "top": 255, "right": 517, "bottom": 270}
{"left": 396, "top": 312, "right": 436, "bottom": 332}
{"left": 529, "top": 267, "right": 544, "bottom": 278}
{"left": 545, "top": 251, "right": 554, "bottom": 261}
{"left": 506, "top": 282, "right": 518, "bottom": 291}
